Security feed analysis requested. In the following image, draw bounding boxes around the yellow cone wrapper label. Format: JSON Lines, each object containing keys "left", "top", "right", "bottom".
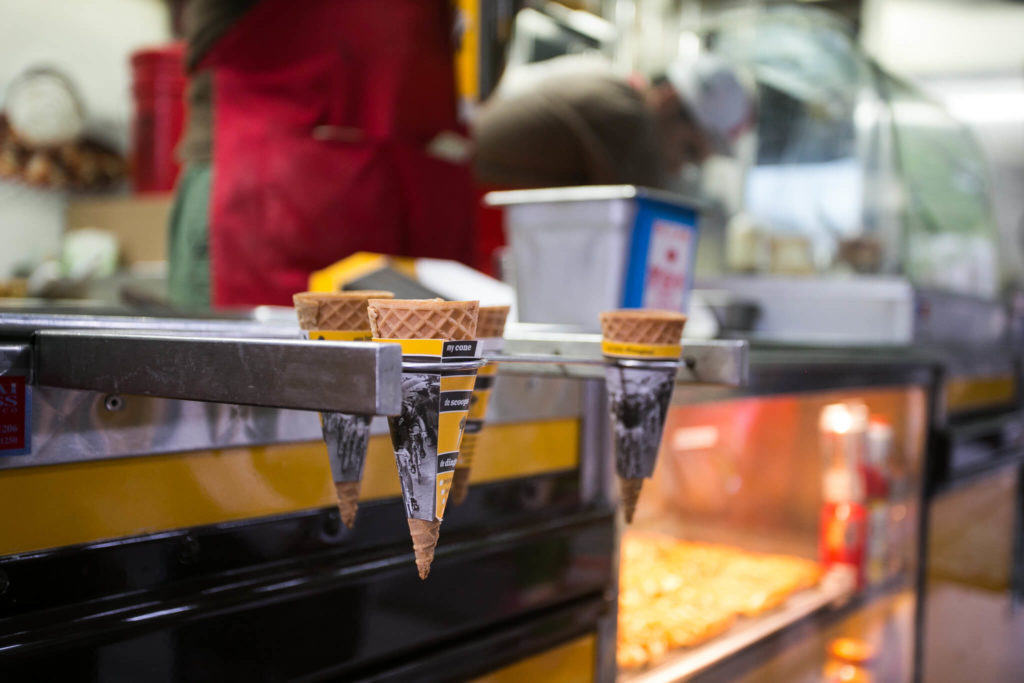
{"left": 455, "top": 337, "right": 503, "bottom": 474}
{"left": 382, "top": 339, "right": 480, "bottom": 522}
{"left": 600, "top": 341, "right": 682, "bottom": 360}
{"left": 305, "top": 329, "right": 374, "bottom": 342}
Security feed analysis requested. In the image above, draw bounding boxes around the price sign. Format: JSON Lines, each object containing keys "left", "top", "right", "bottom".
{"left": 0, "top": 375, "right": 31, "bottom": 455}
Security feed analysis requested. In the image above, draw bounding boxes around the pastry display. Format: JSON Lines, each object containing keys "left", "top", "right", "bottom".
{"left": 618, "top": 533, "right": 821, "bottom": 670}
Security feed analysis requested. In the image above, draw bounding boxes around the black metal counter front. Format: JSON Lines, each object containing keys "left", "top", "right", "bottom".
{"left": 6, "top": 311, "right": 1007, "bottom": 682}
{"left": 0, "top": 313, "right": 746, "bottom": 682}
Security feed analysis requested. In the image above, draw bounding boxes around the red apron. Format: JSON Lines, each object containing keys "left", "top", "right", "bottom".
{"left": 203, "top": 0, "right": 476, "bottom": 307}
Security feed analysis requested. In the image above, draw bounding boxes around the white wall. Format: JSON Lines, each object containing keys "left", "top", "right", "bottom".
{"left": 862, "top": 0, "right": 1024, "bottom": 78}
{"left": 0, "top": 0, "right": 170, "bottom": 279}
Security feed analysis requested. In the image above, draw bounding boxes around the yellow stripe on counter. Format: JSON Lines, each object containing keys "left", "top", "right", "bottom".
{"left": 0, "top": 419, "right": 581, "bottom": 556}
{"left": 0, "top": 443, "right": 337, "bottom": 557}
{"left": 471, "top": 634, "right": 596, "bottom": 683}
{"left": 360, "top": 418, "right": 580, "bottom": 501}
{"left": 945, "top": 375, "right": 1016, "bottom": 413}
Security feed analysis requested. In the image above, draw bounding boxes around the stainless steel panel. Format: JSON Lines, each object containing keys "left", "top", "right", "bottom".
{"left": 0, "top": 344, "right": 31, "bottom": 378}
{"left": 0, "top": 374, "right": 583, "bottom": 469}
{"left": 0, "top": 389, "right": 323, "bottom": 469}
{"left": 485, "top": 374, "right": 582, "bottom": 425}
{"left": 34, "top": 330, "right": 402, "bottom": 416}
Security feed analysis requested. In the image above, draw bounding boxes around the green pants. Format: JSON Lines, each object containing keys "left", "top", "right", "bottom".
{"left": 167, "top": 162, "right": 212, "bottom": 311}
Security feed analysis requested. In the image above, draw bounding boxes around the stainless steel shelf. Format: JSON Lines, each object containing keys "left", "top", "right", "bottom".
{"left": 30, "top": 330, "right": 402, "bottom": 416}
{"left": 494, "top": 333, "right": 748, "bottom": 387}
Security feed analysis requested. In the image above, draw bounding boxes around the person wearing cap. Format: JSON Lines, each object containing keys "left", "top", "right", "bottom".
{"left": 472, "top": 52, "right": 752, "bottom": 191}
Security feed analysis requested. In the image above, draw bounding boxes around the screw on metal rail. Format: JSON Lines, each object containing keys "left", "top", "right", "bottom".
{"left": 177, "top": 534, "right": 200, "bottom": 566}
{"left": 322, "top": 508, "right": 342, "bottom": 538}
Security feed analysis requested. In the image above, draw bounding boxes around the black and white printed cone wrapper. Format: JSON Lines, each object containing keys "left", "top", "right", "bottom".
{"left": 378, "top": 338, "right": 480, "bottom": 579}
{"left": 294, "top": 291, "right": 393, "bottom": 529}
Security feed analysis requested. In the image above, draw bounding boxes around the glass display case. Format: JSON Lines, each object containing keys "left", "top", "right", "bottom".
{"left": 701, "top": 7, "right": 1000, "bottom": 299}
{"left": 616, "top": 362, "right": 931, "bottom": 682}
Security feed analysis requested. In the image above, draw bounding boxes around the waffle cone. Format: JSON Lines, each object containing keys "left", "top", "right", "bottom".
{"left": 368, "top": 298, "right": 479, "bottom": 340}
{"left": 293, "top": 291, "right": 394, "bottom": 331}
{"left": 619, "top": 476, "right": 644, "bottom": 524}
{"left": 600, "top": 309, "right": 687, "bottom": 345}
{"left": 334, "top": 481, "right": 361, "bottom": 529}
{"left": 450, "top": 467, "right": 472, "bottom": 507}
{"left": 408, "top": 518, "right": 441, "bottom": 580}
{"left": 477, "top": 305, "right": 511, "bottom": 339}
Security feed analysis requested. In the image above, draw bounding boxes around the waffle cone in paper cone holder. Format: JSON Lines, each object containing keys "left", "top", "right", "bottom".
{"left": 601, "top": 309, "right": 685, "bottom": 525}
{"left": 476, "top": 305, "right": 510, "bottom": 340}
{"left": 450, "top": 305, "right": 509, "bottom": 507}
{"left": 368, "top": 298, "right": 478, "bottom": 340}
{"left": 600, "top": 309, "right": 687, "bottom": 344}
{"left": 369, "top": 299, "right": 481, "bottom": 579}
{"left": 293, "top": 291, "right": 394, "bottom": 331}
{"left": 293, "top": 291, "right": 391, "bottom": 532}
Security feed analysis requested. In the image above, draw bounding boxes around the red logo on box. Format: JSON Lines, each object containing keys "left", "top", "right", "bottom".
{"left": 0, "top": 376, "right": 28, "bottom": 454}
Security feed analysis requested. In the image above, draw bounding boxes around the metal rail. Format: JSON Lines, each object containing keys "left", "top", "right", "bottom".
{"left": 30, "top": 330, "right": 403, "bottom": 416}
{"left": 495, "top": 334, "right": 748, "bottom": 387}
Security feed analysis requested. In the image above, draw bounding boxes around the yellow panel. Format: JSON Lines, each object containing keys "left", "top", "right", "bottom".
{"left": 455, "top": 0, "right": 480, "bottom": 101}
{"left": 308, "top": 251, "right": 388, "bottom": 292}
{"left": 471, "top": 634, "right": 596, "bottom": 683}
{"left": 0, "top": 443, "right": 337, "bottom": 557}
{"left": 0, "top": 419, "right": 580, "bottom": 555}
{"left": 945, "top": 375, "right": 1016, "bottom": 413}
{"left": 360, "top": 418, "right": 580, "bottom": 501}
{"left": 307, "top": 251, "right": 418, "bottom": 293}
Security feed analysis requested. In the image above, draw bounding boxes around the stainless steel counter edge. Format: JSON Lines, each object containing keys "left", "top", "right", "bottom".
{"left": 32, "top": 330, "right": 403, "bottom": 416}
{"left": 497, "top": 334, "right": 748, "bottom": 387}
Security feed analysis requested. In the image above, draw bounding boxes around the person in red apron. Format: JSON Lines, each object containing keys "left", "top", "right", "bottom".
{"left": 168, "top": 0, "right": 475, "bottom": 309}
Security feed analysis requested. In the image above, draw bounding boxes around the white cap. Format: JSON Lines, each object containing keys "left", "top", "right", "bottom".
{"left": 665, "top": 53, "right": 753, "bottom": 156}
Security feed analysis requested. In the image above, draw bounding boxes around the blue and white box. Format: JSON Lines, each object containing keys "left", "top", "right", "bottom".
{"left": 486, "top": 185, "right": 701, "bottom": 331}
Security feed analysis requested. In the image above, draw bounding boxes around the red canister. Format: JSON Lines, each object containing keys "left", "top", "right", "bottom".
{"left": 131, "top": 43, "right": 186, "bottom": 193}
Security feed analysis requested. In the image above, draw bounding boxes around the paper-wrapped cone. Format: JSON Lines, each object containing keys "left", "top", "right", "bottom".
{"left": 452, "top": 305, "right": 509, "bottom": 506}
{"left": 369, "top": 298, "right": 480, "bottom": 579}
{"left": 294, "top": 290, "right": 393, "bottom": 529}
{"left": 408, "top": 518, "right": 441, "bottom": 580}
{"left": 601, "top": 310, "right": 686, "bottom": 524}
